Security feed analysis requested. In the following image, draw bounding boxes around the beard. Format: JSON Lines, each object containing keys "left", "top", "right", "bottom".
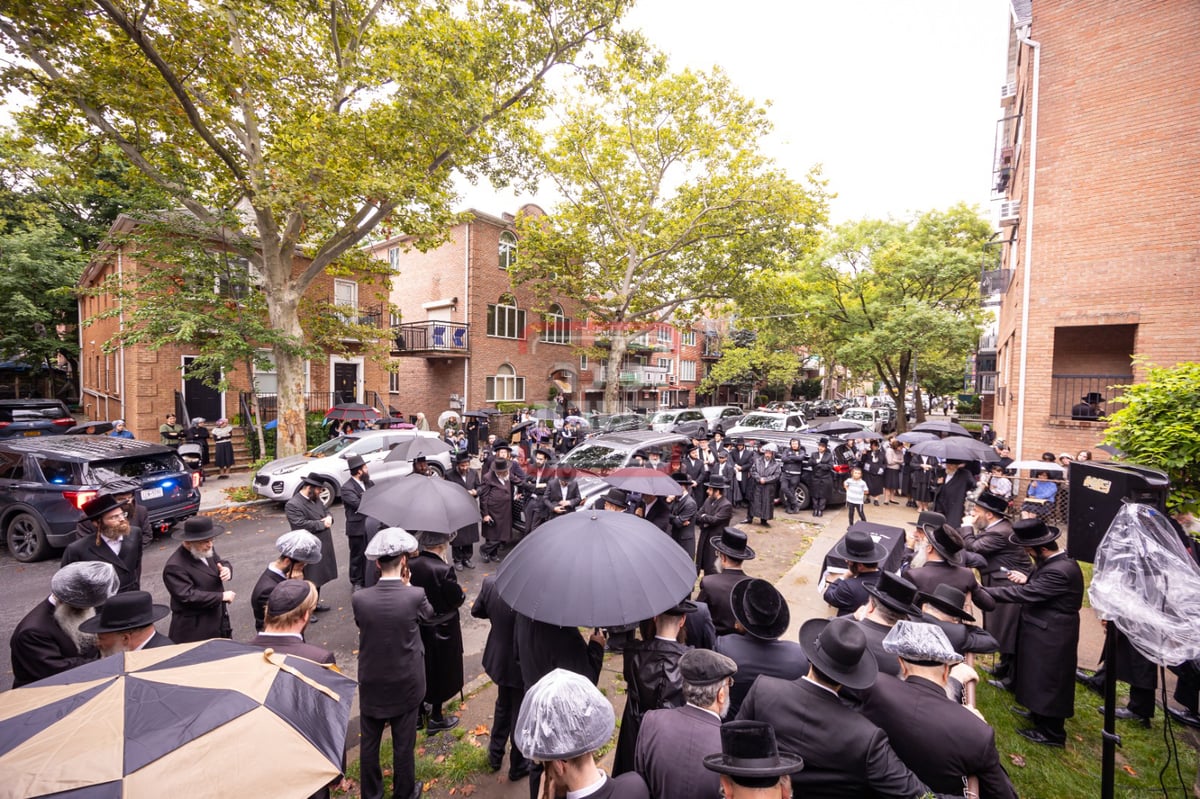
{"left": 718, "top": 692, "right": 732, "bottom": 719}
{"left": 186, "top": 542, "right": 215, "bottom": 560}
{"left": 713, "top": 560, "right": 724, "bottom": 574}
{"left": 101, "top": 520, "right": 131, "bottom": 541}
{"left": 909, "top": 544, "right": 930, "bottom": 569}
{"left": 54, "top": 603, "right": 98, "bottom": 654}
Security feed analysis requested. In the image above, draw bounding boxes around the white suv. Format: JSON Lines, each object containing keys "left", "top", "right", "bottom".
{"left": 839, "top": 407, "right": 884, "bottom": 433}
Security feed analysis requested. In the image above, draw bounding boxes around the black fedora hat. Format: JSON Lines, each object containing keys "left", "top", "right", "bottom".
{"left": 1083, "top": 392, "right": 1105, "bottom": 404}
{"left": 172, "top": 515, "right": 225, "bottom": 542}
{"left": 81, "top": 493, "right": 124, "bottom": 521}
{"left": 907, "top": 510, "right": 946, "bottom": 535}
{"left": 78, "top": 590, "right": 169, "bottom": 634}
{"left": 706, "top": 473, "right": 729, "bottom": 490}
{"left": 926, "top": 524, "right": 966, "bottom": 565}
{"left": 730, "top": 578, "right": 789, "bottom": 640}
{"left": 345, "top": 453, "right": 367, "bottom": 472}
{"left": 492, "top": 441, "right": 512, "bottom": 453}
{"left": 661, "top": 598, "right": 698, "bottom": 616}
{"left": 670, "top": 471, "right": 691, "bottom": 487}
{"left": 919, "top": 583, "right": 975, "bottom": 622}
{"left": 972, "top": 491, "right": 1009, "bottom": 517}
{"left": 798, "top": 617, "right": 878, "bottom": 691}
{"left": 832, "top": 529, "right": 888, "bottom": 565}
{"left": 863, "top": 570, "right": 922, "bottom": 618}
{"left": 600, "top": 487, "right": 628, "bottom": 507}
{"left": 454, "top": 451, "right": 472, "bottom": 464}
{"left": 703, "top": 720, "right": 804, "bottom": 779}
{"left": 711, "top": 527, "right": 756, "bottom": 561}
{"left": 1009, "top": 517, "right": 1061, "bottom": 547}
{"left": 298, "top": 473, "right": 326, "bottom": 490}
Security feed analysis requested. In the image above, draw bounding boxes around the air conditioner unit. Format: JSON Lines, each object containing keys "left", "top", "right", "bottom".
{"left": 668, "top": 375, "right": 678, "bottom": 385}
{"left": 1000, "top": 82, "right": 1017, "bottom": 105}
{"left": 999, "top": 201, "right": 1021, "bottom": 224}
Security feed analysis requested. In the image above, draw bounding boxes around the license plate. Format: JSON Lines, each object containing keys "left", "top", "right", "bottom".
{"left": 141, "top": 487, "right": 163, "bottom": 501}
{"left": 23, "top": 430, "right": 40, "bottom": 437}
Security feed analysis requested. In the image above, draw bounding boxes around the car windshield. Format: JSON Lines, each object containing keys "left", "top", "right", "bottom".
{"left": 844, "top": 410, "right": 870, "bottom": 420}
{"left": 650, "top": 412, "right": 677, "bottom": 425}
{"left": 560, "top": 443, "right": 628, "bottom": 473}
{"left": 738, "top": 414, "right": 782, "bottom": 429}
{"left": 87, "top": 453, "right": 186, "bottom": 482}
{"left": 308, "top": 436, "right": 357, "bottom": 457}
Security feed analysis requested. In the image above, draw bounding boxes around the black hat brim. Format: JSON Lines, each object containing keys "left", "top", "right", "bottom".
{"left": 172, "top": 522, "right": 226, "bottom": 542}
{"left": 78, "top": 603, "right": 170, "bottom": 634}
{"left": 919, "top": 594, "right": 975, "bottom": 622}
{"left": 832, "top": 536, "right": 889, "bottom": 565}
{"left": 702, "top": 750, "right": 804, "bottom": 779}
{"left": 730, "top": 578, "right": 789, "bottom": 640}
{"left": 1009, "top": 528, "right": 1061, "bottom": 547}
{"left": 926, "top": 528, "right": 964, "bottom": 565}
{"left": 863, "top": 581, "right": 921, "bottom": 618}
{"left": 798, "top": 618, "right": 878, "bottom": 691}
{"left": 711, "top": 538, "right": 756, "bottom": 561}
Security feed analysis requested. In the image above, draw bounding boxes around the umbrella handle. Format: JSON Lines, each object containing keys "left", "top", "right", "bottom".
{"left": 261, "top": 648, "right": 342, "bottom": 701}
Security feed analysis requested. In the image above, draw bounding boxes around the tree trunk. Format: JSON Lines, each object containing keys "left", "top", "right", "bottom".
{"left": 603, "top": 335, "right": 630, "bottom": 414}
{"left": 912, "top": 383, "right": 926, "bottom": 424}
{"left": 266, "top": 290, "right": 308, "bottom": 458}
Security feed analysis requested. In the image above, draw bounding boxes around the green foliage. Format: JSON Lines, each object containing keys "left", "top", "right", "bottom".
{"left": 1104, "top": 361, "right": 1200, "bottom": 514}
{"left": 699, "top": 340, "right": 800, "bottom": 396}
{"left": 797, "top": 378, "right": 823, "bottom": 400}
{"left": 246, "top": 412, "right": 329, "bottom": 462}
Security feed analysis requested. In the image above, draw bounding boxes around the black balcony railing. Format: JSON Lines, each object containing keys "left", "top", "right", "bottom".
{"left": 393, "top": 321, "right": 469, "bottom": 355}
{"left": 1050, "top": 373, "right": 1131, "bottom": 420}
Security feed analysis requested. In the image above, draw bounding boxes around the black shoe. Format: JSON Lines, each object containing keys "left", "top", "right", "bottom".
{"left": 488, "top": 760, "right": 503, "bottom": 773}
{"left": 742, "top": 518, "right": 753, "bottom": 524}
{"left": 873, "top": 500, "right": 880, "bottom": 506}
{"left": 987, "top": 679, "right": 1013, "bottom": 692}
{"left": 454, "top": 561, "right": 464, "bottom": 572}
{"left": 307, "top": 614, "right": 319, "bottom": 623}
{"left": 463, "top": 559, "right": 475, "bottom": 569}
{"left": 508, "top": 766, "right": 531, "bottom": 781}
{"left": 1017, "top": 728, "right": 1065, "bottom": 748}
{"left": 1009, "top": 705, "right": 1032, "bottom": 720}
{"left": 1168, "top": 707, "right": 1200, "bottom": 729}
{"left": 1075, "top": 669, "right": 1103, "bottom": 695}
{"left": 313, "top": 603, "right": 331, "bottom": 613}
{"left": 425, "top": 715, "right": 460, "bottom": 733}
{"left": 481, "top": 553, "right": 493, "bottom": 563}
{"left": 1100, "top": 706, "right": 1151, "bottom": 727}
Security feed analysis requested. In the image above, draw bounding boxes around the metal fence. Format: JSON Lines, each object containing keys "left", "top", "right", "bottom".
{"left": 1049, "top": 373, "right": 1130, "bottom": 420}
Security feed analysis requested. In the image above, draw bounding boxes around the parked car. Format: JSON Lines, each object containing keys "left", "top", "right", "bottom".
{"left": 699, "top": 405, "right": 745, "bottom": 435}
{"left": 649, "top": 408, "right": 708, "bottom": 437}
{"left": 0, "top": 399, "right": 76, "bottom": 440}
{"left": 875, "top": 405, "right": 898, "bottom": 433}
{"left": 725, "top": 411, "right": 807, "bottom": 437}
{"left": 0, "top": 437, "right": 201, "bottom": 562}
{"left": 738, "top": 431, "right": 853, "bottom": 510}
{"left": 839, "top": 407, "right": 886, "bottom": 433}
{"left": 591, "top": 413, "right": 649, "bottom": 436}
{"left": 254, "top": 429, "right": 454, "bottom": 507}
{"left": 557, "top": 430, "right": 691, "bottom": 509}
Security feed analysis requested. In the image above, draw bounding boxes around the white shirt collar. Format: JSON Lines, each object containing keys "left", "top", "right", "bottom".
{"left": 103, "top": 536, "right": 124, "bottom": 555}
{"left": 687, "top": 703, "right": 723, "bottom": 720}
{"left": 566, "top": 772, "right": 608, "bottom": 799}
{"left": 802, "top": 675, "right": 840, "bottom": 697}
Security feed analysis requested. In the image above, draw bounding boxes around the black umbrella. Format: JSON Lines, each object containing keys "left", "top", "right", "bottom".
{"left": 358, "top": 474, "right": 481, "bottom": 532}
{"left": 323, "top": 403, "right": 381, "bottom": 423}
{"left": 603, "top": 467, "right": 685, "bottom": 497}
{"left": 383, "top": 434, "right": 453, "bottom": 462}
{"left": 463, "top": 408, "right": 501, "bottom": 418}
{"left": 842, "top": 428, "right": 884, "bottom": 441}
{"left": 510, "top": 419, "right": 536, "bottom": 435}
{"left": 1096, "top": 443, "right": 1125, "bottom": 458}
{"left": 911, "top": 419, "right": 972, "bottom": 437}
{"left": 810, "top": 421, "right": 864, "bottom": 436}
{"left": 896, "top": 431, "right": 938, "bottom": 444}
{"left": 66, "top": 420, "right": 116, "bottom": 435}
{"left": 494, "top": 510, "right": 698, "bottom": 627}
{"left": 909, "top": 437, "right": 999, "bottom": 463}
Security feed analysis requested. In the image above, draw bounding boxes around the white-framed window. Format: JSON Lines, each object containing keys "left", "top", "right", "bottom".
{"left": 252, "top": 350, "right": 310, "bottom": 394}
{"left": 580, "top": 353, "right": 588, "bottom": 371}
{"left": 657, "top": 357, "right": 673, "bottom": 372}
{"left": 680, "top": 360, "right": 697, "bottom": 382}
{"left": 487, "top": 295, "right": 526, "bottom": 339}
{"left": 389, "top": 311, "right": 402, "bottom": 326}
{"left": 388, "top": 247, "right": 401, "bottom": 272}
{"left": 486, "top": 363, "right": 525, "bottom": 402}
{"left": 681, "top": 330, "right": 696, "bottom": 346}
{"left": 499, "top": 232, "right": 517, "bottom": 270}
{"left": 388, "top": 370, "right": 400, "bottom": 393}
{"left": 542, "top": 303, "right": 571, "bottom": 344}
{"left": 657, "top": 326, "right": 672, "bottom": 344}
{"left": 214, "top": 255, "right": 260, "bottom": 300}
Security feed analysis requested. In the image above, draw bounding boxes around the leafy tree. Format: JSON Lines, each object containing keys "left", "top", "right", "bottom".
{"left": 1, "top": 0, "right": 633, "bottom": 456}
{"left": 513, "top": 58, "right": 827, "bottom": 412}
{"left": 698, "top": 339, "right": 800, "bottom": 401}
{"left": 1104, "top": 361, "right": 1200, "bottom": 515}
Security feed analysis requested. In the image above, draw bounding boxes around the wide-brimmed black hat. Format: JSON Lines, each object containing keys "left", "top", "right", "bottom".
{"left": 78, "top": 590, "right": 169, "bottom": 634}
{"left": 907, "top": 510, "right": 946, "bottom": 535}
{"left": 798, "top": 617, "right": 878, "bottom": 691}
{"left": 730, "top": 578, "right": 789, "bottom": 640}
{"left": 706, "top": 473, "right": 729, "bottom": 490}
{"left": 731, "top": 437, "right": 746, "bottom": 446}
{"left": 454, "top": 451, "right": 472, "bottom": 464}
{"left": 345, "top": 453, "right": 366, "bottom": 472}
{"left": 670, "top": 471, "right": 691, "bottom": 487}
{"left": 535, "top": 448, "right": 555, "bottom": 461}
{"left": 919, "top": 583, "right": 975, "bottom": 622}
{"left": 703, "top": 720, "right": 804, "bottom": 779}
{"left": 81, "top": 493, "right": 124, "bottom": 521}
{"left": 863, "top": 570, "right": 921, "bottom": 618}
{"left": 833, "top": 529, "right": 888, "bottom": 565}
{"left": 711, "top": 528, "right": 755, "bottom": 561}
{"left": 1009, "top": 517, "right": 1061, "bottom": 547}
{"left": 172, "top": 516, "right": 225, "bottom": 542}
{"left": 972, "top": 491, "right": 1009, "bottom": 517}
{"left": 927, "top": 524, "right": 966, "bottom": 565}
{"left": 492, "top": 441, "right": 512, "bottom": 453}
{"left": 1083, "top": 392, "right": 1105, "bottom": 404}
{"left": 298, "top": 473, "right": 326, "bottom": 490}
{"left": 600, "top": 488, "right": 628, "bottom": 507}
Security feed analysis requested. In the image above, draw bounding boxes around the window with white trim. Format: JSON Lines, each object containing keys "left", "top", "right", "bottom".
{"left": 388, "top": 247, "right": 401, "bottom": 272}
{"left": 486, "top": 363, "right": 525, "bottom": 402}
{"left": 499, "top": 232, "right": 517, "bottom": 270}
{"left": 657, "top": 326, "right": 672, "bottom": 344}
{"left": 681, "top": 330, "right": 696, "bottom": 346}
{"left": 487, "top": 295, "right": 526, "bottom": 339}
{"left": 253, "top": 350, "right": 310, "bottom": 394}
{"left": 542, "top": 303, "right": 571, "bottom": 344}
{"left": 580, "top": 353, "right": 588, "bottom": 371}
{"left": 389, "top": 369, "right": 400, "bottom": 393}
{"left": 680, "top": 360, "right": 697, "bottom": 382}
{"left": 657, "top": 357, "right": 673, "bottom": 372}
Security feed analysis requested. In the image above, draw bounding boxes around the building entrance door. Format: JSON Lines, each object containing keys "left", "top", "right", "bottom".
{"left": 333, "top": 361, "right": 359, "bottom": 404}
{"left": 182, "top": 356, "right": 223, "bottom": 422}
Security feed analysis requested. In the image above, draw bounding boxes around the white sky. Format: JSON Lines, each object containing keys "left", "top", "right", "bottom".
{"left": 461, "top": 0, "right": 1013, "bottom": 224}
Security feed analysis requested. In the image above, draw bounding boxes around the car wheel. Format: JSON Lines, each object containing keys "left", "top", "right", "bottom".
{"left": 793, "top": 481, "right": 812, "bottom": 511}
{"left": 317, "top": 480, "right": 337, "bottom": 508}
{"left": 6, "top": 511, "right": 53, "bottom": 563}
{"left": 428, "top": 462, "right": 445, "bottom": 478}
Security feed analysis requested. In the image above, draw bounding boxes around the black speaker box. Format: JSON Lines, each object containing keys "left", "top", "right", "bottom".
{"left": 1067, "top": 461, "right": 1169, "bottom": 563}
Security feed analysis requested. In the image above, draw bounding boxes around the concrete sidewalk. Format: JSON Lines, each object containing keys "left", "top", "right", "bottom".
{"left": 197, "top": 471, "right": 263, "bottom": 512}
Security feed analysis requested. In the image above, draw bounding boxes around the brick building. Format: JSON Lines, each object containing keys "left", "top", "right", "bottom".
{"left": 984, "top": 0, "right": 1200, "bottom": 461}
{"left": 78, "top": 215, "right": 389, "bottom": 441}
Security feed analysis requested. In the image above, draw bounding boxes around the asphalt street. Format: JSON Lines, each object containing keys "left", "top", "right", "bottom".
{"left": 0, "top": 498, "right": 494, "bottom": 692}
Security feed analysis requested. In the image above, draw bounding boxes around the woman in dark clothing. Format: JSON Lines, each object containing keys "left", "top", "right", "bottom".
{"left": 863, "top": 440, "right": 887, "bottom": 506}
{"left": 407, "top": 530, "right": 466, "bottom": 733}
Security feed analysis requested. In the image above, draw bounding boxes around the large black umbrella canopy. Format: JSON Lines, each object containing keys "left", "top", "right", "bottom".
{"left": 358, "top": 473, "right": 481, "bottom": 532}
{"left": 911, "top": 419, "right": 972, "bottom": 437}
{"left": 603, "top": 467, "right": 685, "bottom": 497}
{"left": 0, "top": 639, "right": 355, "bottom": 798}
{"left": 810, "top": 421, "right": 863, "bottom": 436}
{"left": 842, "top": 428, "right": 884, "bottom": 442}
{"left": 909, "top": 436, "right": 999, "bottom": 463}
{"left": 382, "top": 434, "right": 453, "bottom": 462}
{"left": 510, "top": 419, "right": 536, "bottom": 435}
{"left": 494, "top": 510, "right": 697, "bottom": 627}
{"left": 463, "top": 408, "right": 501, "bottom": 418}
{"left": 323, "top": 403, "right": 381, "bottom": 423}
{"left": 896, "top": 430, "right": 938, "bottom": 444}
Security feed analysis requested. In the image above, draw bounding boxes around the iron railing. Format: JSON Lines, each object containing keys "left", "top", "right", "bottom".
{"left": 1049, "top": 374, "right": 1130, "bottom": 420}
{"left": 392, "top": 321, "right": 469, "bottom": 354}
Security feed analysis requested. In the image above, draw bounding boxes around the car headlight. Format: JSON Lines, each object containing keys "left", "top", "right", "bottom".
{"left": 268, "top": 463, "right": 304, "bottom": 476}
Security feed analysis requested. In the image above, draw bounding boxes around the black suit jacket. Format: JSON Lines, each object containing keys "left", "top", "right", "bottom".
{"left": 635, "top": 704, "right": 722, "bottom": 799}
{"left": 514, "top": 614, "right": 604, "bottom": 688}
{"left": 738, "top": 676, "right": 930, "bottom": 799}
{"left": 587, "top": 774, "right": 650, "bottom": 799}
{"left": 851, "top": 617, "right": 901, "bottom": 678}
{"left": 10, "top": 599, "right": 96, "bottom": 687}
{"left": 696, "top": 568, "right": 745, "bottom": 637}
{"left": 250, "top": 567, "right": 286, "bottom": 632}
{"left": 640, "top": 498, "right": 671, "bottom": 533}
{"left": 141, "top": 631, "right": 174, "bottom": 648}
{"left": 823, "top": 570, "right": 881, "bottom": 617}
{"left": 285, "top": 492, "right": 338, "bottom": 587}
{"left": 905, "top": 560, "right": 995, "bottom": 612}
{"left": 248, "top": 632, "right": 336, "bottom": 665}
{"left": 861, "top": 675, "right": 1017, "bottom": 799}
{"left": 340, "top": 475, "right": 371, "bottom": 537}
{"left": 471, "top": 575, "right": 522, "bottom": 687}
{"left": 545, "top": 477, "right": 582, "bottom": 518}
{"left": 162, "top": 545, "right": 232, "bottom": 644}
{"left": 61, "top": 533, "right": 143, "bottom": 593}
{"left": 352, "top": 578, "right": 435, "bottom": 717}
{"left": 933, "top": 469, "right": 975, "bottom": 528}
{"left": 444, "top": 467, "right": 482, "bottom": 546}
{"left": 715, "top": 633, "right": 809, "bottom": 716}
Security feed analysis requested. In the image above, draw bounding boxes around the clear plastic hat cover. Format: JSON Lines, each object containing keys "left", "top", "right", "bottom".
{"left": 51, "top": 561, "right": 120, "bottom": 608}
{"left": 1089, "top": 503, "right": 1200, "bottom": 667}
{"left": 514, "top": 668, "right": 615, "bottom": 761}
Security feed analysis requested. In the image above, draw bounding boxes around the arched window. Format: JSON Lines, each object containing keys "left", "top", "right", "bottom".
{"left": 486, "top": 363, "right": 525, "bottom": 402}
{"left": 499, "top": 232, "right": 517, "bottom": 270}
{"left": 542, "top": 303, "right": 571, "bottom": 345}
{"left": 486, "top": 294, "right": 526, "bottom": 339}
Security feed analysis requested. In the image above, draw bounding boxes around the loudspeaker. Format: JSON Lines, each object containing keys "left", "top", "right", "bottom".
{"left": 1067, "top": 461, "right": 1169, "bottom": 563}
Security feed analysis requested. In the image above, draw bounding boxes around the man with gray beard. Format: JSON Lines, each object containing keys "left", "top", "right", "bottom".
{"left": 10, "top": 561, "right": 119, "bottom": 687}
{"left": 635, "top": 649, "right": 738, "bottom": 799}
{"left": 163, "top": 516, "right": 235, "bottom": 643}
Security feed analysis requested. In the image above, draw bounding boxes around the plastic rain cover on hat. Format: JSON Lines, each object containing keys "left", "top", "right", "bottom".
{"left": 52, "top": 561, "right": 120, "bottom": 608}
{"left": 1089, "top": 503, "right": 1200, "bottom": 666}
{"left": 514, "top": 669, "right": 615, "bottom": 760}
{"left": 275, "top": 530, "right": 323, "bottom": 564}
{"left": 364, "top": 527, "right": 418, "bottom": 559}
{"left": 882, "top": 620, "right": 963, "bottom": 664}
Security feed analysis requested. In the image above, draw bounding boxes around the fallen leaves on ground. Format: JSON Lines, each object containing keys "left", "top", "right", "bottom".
{"left": 1122, "top": 765, "right": 1138, "bottom": 776}
{"left": 471, "top": 725, "right": 490, "bottom": 736}
{"left": 459, "top": 784, "right": 477, "bottom": 795}
{"left": 1008, "top": 753, "right": 1026, "bottom": 768}
{"left": 434, "top": 755, "right": 446, "bottom": 764}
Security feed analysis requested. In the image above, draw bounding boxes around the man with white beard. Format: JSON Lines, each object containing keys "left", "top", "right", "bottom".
{"left": 82, "top": 591, "right": 173, "bottom": 655}
{"left": 635, "top": 649, "right": 738, "bottom": 799}
{"left": 10, "top": 561, "right": 119, "bottom": 686}
{"left": 162, "top": 516, "right": 235, "bottom": 643}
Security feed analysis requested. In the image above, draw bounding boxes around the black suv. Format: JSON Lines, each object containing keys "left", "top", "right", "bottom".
{"left": 738, "top": 431, "right": 852, "bottom": 510}
{"left": 0, "top": 399, "right": 75, "bottom": 439}
{"left": 0, "top": 437, "right": 201, "bottom": 562}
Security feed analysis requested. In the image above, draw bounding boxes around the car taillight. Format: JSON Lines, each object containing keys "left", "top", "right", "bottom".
{"left": 0, "top": 421, "right": 8, "bottom": 429}
{"left": 833, "top": 463, "right": 851, "bottom": 474}
{"left": 52, "top": 417, "right": 75, "bottom": 428}
{"left": 63, "top": 490, "right": 98, "bottom": 510}
{"left": 191, "top": 471, "right": 202, "bottom": 489}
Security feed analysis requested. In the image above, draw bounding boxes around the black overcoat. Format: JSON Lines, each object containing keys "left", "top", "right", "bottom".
{"left": 933, "top": 468, "right": 976, "bottom": 529}
{"left": 471, "top": 575, "right": 522, "bottom": 688}
{"left": 444, "top": 467, "right": 482, "bottom": 546}
{"left": 353, "top": 579, "right": 434, "bottom": 717}
{"left": 61, "top": 533, "right": 143, "bottom": 593}
{"left": 250, "top": 567, "right": 285, "bottom": 632}
{"left": 694, "top": 495, "right": 733, "bottom": 575}
{"left": 635, "top": 704, "right": 722, "bottom": 799}
{"left": 10, "top": 599, "right": 96, "bottom": 687}
{"left": 162, "top": 545, "right": 232, "bottom": 643}
{"left": 748, "top": 455, "right": 781, "bottom": 520}
{"left": 285, "top": 492, "right": 339, "bottom": 588}
{"left": 696, "top": 567, "right": 745, "bottom": 637}
{"left": 407, "top": 550, "right": 465, "bottom": 705}
{"left": 715, "top": 633, "right": 808, "bottom": 717}
{"left": 613, "top": 637, "right": 690, "bottom": 776}
{"left": 962, "top": 519, "right": 1028, "bottom": 653}
{"left": 340, "top": 475, "right": 371, "bottom": 538}
{"left": 478, "top": 469, "right": 516, "bottom": 544}
{"left": 514, "top": 615, "right": 603, "bottom": 688}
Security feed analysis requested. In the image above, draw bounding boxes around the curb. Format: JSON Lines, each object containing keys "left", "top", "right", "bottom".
{"left": 198, "top": 498, "right": 275, "bottom": 514}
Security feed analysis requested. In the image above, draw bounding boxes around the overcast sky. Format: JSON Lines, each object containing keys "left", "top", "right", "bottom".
{"left": 462, "top": 0, "right": 1013, "bottom": 224}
